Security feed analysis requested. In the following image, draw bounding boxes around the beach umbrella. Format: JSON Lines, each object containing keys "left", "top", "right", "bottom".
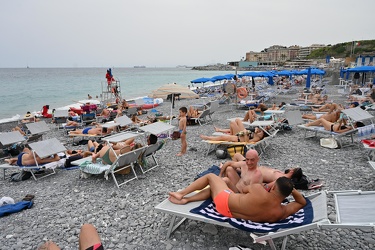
{"left": 211, "top": 75, "right": 227, "bottom": 82}
{"left": 190, "top": 77, "right": 213, "bottom": 83}
{"left": 149, "top": 83, "right": 199, "bottom": 120}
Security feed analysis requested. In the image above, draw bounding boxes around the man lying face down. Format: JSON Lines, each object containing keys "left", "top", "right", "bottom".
{"left": 169, "top": 174, "right": 306, "bottom": 223}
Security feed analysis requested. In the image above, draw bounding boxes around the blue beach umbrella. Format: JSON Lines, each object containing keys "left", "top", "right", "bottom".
{"left": 211, "top": 75, "right": 227, "bottom": 82}
{"left": 190, "top": 77, "right": 213, "bottom": 83}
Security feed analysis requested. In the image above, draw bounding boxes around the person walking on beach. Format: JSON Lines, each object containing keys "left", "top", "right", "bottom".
{"left": 219, "top": 149, "right": 263, "bottom": 193}
{"left": 168, "top": 174, "right": 306, "bottom": 222}
{"left": 177, "top": 107, "right": 187, "bottom": 156}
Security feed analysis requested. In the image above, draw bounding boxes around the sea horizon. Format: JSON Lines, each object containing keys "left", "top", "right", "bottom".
{"left": 0, "top": 67, "right": 240, "bottom": 122}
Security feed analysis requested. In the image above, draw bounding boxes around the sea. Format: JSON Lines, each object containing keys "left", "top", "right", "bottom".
{"left": 0, "top": 67, "right": 238, "bottom": 122}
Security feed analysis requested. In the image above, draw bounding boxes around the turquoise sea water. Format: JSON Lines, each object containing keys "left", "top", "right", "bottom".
{"left": 0, "top": 67, "right": 237, "bottom": 120}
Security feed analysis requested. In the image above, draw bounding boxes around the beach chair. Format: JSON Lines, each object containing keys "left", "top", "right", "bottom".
{"left": 298, "top": 107, "right": 374, "bottom": 148}
{"left": 126, "top": 107, "right": 138, "bottom": 117}
{"left": 139, "top": 140, "right": 165, "bottom": 174}
{"left": 189, "top": 109, "right": 211, "bottom": 126}
{"left": 53, "top": 110, "right": 69, "bottom": 129}
{"left": 0, "top": 131, "right": 27, "bottom": 168}
{"left": 80, "top": 113, "right": 96, "bottom": 126}
{"left": 156, "top": 190, "right": 375, "bottom": 249}
{"left": 77, "top": 147, "right": 146, "bottom": 188}
{"left": 208, "top": 100, "right": 219, "bottom": 121}
{"left": 0, "top": 138, "right": 66, "bottom": 180}
{"left": 25, "top": 121, "right": 50, "bottom": 142}
{"left": 155, "top": 192, "right": 327, "bottom": 245}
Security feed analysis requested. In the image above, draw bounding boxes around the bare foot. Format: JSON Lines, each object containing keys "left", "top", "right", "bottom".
{"left": 168, "top": 196, "right": 188, "bottom": 205}
{"left": 176, "top": 152, "right": 185, "bottom": 156}
{"left": 200, "top": 135, "right": 208, "bottom": 140}
{"left": 214, "top": 126, "right": 220, "bottom": 132}
{"left": 5, "top": 159, "right": 16, "bottom": 165}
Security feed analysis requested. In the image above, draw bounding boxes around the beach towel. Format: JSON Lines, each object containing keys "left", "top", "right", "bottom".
{"left": 0, "top": 201, "right": 33, "bottom": 217}
{"left": 194, "top": 165, "right": 220, "bottom": 180}
{"left": 190, "top": 198, "right": 313, "bottom": 233}
{"left": 79, "top": 160, "right": 111, "bottom": 176}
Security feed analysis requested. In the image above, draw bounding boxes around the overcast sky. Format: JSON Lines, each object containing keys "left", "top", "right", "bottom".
{"left": 1, "top": 0, "right": 374, "bottom": 68}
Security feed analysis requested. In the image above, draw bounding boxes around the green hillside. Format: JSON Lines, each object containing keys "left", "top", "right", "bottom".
{"left": 307, "top": 39, "right": 375, "bottom": 59}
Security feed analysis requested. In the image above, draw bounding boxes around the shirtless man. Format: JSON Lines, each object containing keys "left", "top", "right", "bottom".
{"left": 169, "top": 174, "right": 306, "bottom": 222}
{"left": 5, "top": 148, "right": 60, "bottom": 166}
{"left": 219, "top": 149, "right": 263, "bottom": 193}
{"left": 231, "top": 152, "right": 303, "bottom": 189}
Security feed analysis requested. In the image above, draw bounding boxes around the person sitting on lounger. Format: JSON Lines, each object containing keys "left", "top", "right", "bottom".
{"left": 66, "top": 117, "right": 79, "bottom": 127}
{"left": 5, "top": 147, "right": 60, "bottom": 166}
{"left": 91, "top": 142, "right": 143, "bottom": 165}
{"left": 202, "top": 119, "right": 268, "bottom": 143}
{"left": 219, "top": 149, "right": 263, "bottom": 193}
{"left": 168, "top": 174, "right": 306, "bottom": 222}
{"left": 69, "top": 126, "right": 112, "bottom": 135}
{"left": 231, "top": 152, "right": 303, "bottom": 190}
{"left": 268, "top": 102, "right": 286, "bottom": 110}
{"left": 305, "top": 117, "right": 364, "bottom": 133}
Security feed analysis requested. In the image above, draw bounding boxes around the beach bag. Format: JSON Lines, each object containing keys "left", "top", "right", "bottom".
{"left": 171, "top": 131, "right": 180, "bottom": 140}
{"left": 320, "top": 137, "right": 338, "bottom": 149}
{"left": 10, "top": 171, "right": 32, "bottom": 182}
{"left": 226, "top": 145, "right": 245, "bottom": 158}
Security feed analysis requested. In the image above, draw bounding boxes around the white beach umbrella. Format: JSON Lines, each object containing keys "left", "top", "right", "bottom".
{"left": 149, "top": 83, "right": 199, "bottom": 122}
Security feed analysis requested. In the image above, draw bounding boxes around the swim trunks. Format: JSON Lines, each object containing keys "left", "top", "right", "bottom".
{"left": 82, "top": 127, "right": 91, "bottom": 134}
{"left": 330, "top": 124, "right": 334, "bottom": 132}
{"left": 86, "top": 243, "right": 104, "bottom": 250}
{"left": 89, "top": 146, "right": 95, "bottom": 152}
{"left": 101, "top": 149, "right": 113, "bottom": 165}
{"left": 17, "top": 153, "right": 25, "bottom": 167}
{"left": 213, "top": 189, "right": 233, "bottom": 217}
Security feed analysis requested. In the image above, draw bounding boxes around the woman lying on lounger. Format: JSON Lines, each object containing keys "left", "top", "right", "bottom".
{"left": 305, "top": 117, "right": 364, "bottom": 133}
{"left": 5, "top": 148, "right": 60, "bottom": 166}
{"left": 201, "top": 119, "right": 268, "bottom": 143}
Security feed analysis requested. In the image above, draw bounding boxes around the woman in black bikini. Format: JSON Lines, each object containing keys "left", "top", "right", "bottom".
{"left": 305, "top": 117, "right": 364, "bottom": 133}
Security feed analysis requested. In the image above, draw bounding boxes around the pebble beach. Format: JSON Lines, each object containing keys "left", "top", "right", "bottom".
{"left": 1, "top": 80, "right": 375, "bottom": 250}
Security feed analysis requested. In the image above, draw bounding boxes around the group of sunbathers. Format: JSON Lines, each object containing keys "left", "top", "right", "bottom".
{"left": 169, "top": 149, "right": 306, "bottom": 223}
{"left": 302, "top": 102, "right": 365, "bottom": 133}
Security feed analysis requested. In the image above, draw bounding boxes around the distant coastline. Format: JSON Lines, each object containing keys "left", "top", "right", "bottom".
{"left": 134, "top": 65, "right": 146, "bottom": 68}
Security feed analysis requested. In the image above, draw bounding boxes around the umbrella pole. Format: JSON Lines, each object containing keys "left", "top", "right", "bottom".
{"left": 170, "top": 93, "right": 174, "bottom": 125}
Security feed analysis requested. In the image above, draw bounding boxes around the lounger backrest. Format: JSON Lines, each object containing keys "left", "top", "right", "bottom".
{"left": 0, "top": 131, "right": 26, "bottom": 147}
{"left": 26, "top": 121, "right": 50, "bottom": 135}
{"left": 142, "top": 143, "right": 160, "bottom": 157}
{"left": 111, "top": 147, "right": 145, "bottom": 171}
{"left": 126, "top": 107, "right": 138, "bottom": 116}
{"left": 114, "top": 115, "right": 133, "bottom": 127}
{"left": 285, "top": 110, "right": 304, "bottom": 126}
{"left": 341, "top": 107, "right": 374, "bottom": 122}
{"left": 209, "top": 101, "right": 219, "bottom": 113}
{"left": 199, "top": 109, "right": 211, "bottom": 118}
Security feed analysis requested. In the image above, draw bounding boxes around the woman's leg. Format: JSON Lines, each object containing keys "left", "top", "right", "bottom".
{"left": 305, "top": 119, "right": 323, "bottom": 127}
{"left": 79, "top": 224, "right": 102, "bottom": 250}
{"left": 200, "top": 134, "right": 236, "bottom": 142}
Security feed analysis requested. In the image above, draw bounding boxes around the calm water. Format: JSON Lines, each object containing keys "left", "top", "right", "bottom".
{"left": 0, "top": 67, "right": 237, "bottom": 120}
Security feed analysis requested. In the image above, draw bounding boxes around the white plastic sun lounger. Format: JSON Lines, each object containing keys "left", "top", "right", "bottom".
{"left": 0, "top": 138, "right": 66, "bottom": 180}
{"left": 155, "top": 192, "right": 328, "bottom": 249}
{"left": 76, "top": 146, "right": 146, "bottom": 188}
{"left": 156, "top": 190, "right": 375, "bottom": 250}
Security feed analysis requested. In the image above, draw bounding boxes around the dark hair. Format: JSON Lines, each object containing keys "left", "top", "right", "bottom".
{"left": 95, "top": 144, "right": 104, "bottom": 153}
{"left": 148, "top": 134, "right": 158, "bottom": 145}
{"left": 275, "top": 177, "right": 294, "bottom": 197}
{"left": 102, "top": 127, "right": 108, "bottom": 133}
{"left": 179, "top": 107, "right": 188, "bottom": 113}
{"left": 291, "top": 168, "right": 303, "bottom": 180}
{"left": 355, "top": 121, "right": 365, "bottom": 128}
{"left": 68, "top": 117, "right": 73, "bottom": 121}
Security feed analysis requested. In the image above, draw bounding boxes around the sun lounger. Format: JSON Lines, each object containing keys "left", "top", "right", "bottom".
{"left": 76, "top": 146, "right": 146, "bottom": 188}
{"left": 155, "top": 192, "right": 326, "bottom": 246}
{"left": 138, "top": 121, "right": 175, "bottom": 135}
{"left": 0, "top": 138, "right": 66, "bottom": 180}
{"left": 189, "top": 109, "right": 212, "bottom": 126}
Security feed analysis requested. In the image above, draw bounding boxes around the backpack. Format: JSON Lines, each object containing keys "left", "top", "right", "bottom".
{"left": 10, "top": 171, "right": 32, "bottom": 182}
